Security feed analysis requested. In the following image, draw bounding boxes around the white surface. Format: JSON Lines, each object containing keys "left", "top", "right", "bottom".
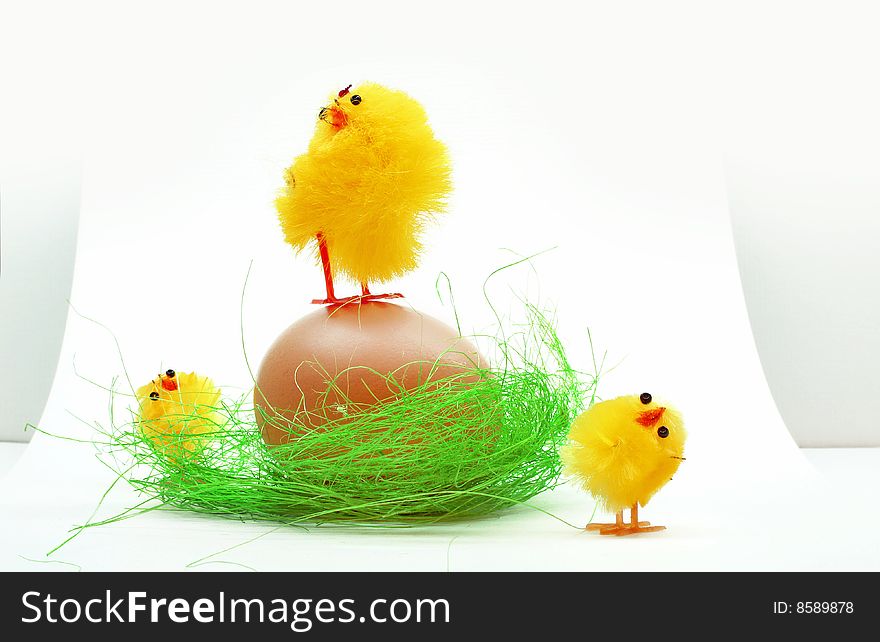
{"left": 2, "top": 0, "right": 871, "bottom": 571}
{"left": 0, "top": 443, "right": 27, "bottom": 479}
{"left": 723, "top": 2, "right": 880, "bottom": 446}
{"left": 2, "top": 443, "right": 879, "bottom": 571}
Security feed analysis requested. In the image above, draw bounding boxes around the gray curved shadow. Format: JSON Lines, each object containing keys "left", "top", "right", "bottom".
{"left": 0, "top": 158, "right": 80, "bottom": 442}
{"left": 726, "top": 159, "right": 880, "bottom": 447}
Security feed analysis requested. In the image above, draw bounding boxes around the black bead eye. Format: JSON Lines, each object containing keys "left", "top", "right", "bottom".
{"left": 149, "top": 391, "right": 159, "bottom": 401}
{"left": 166, "top": 369, "right": 175, "bottom": 378}
{"left": 349, "top": 94, "right": 362, "bottom": 105}
{"left": 657, "top": 426, "right": 669, "bottom": 438}
{"left": 639, "top": 392, "right": 652, "bottom": 405}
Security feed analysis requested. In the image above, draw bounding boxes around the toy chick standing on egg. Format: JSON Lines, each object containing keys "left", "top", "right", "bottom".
{"left": 275, "top": 82, "right": 451, "bottom": 304}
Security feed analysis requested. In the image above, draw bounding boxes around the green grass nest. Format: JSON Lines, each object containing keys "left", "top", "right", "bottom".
{"left": 77, "top": 300, "right": 594, "bottom": 529}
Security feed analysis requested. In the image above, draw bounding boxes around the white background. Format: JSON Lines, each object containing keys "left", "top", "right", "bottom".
{"left": 5, "top": 1, "right": 880, "bottom": 448}
{"left": 1, "top": 1, "right": 878, "bottom": 570}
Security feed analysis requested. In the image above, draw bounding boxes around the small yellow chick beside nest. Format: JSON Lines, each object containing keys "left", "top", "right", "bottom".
{"left": 560, "top": 392, "right": 687, "bottom": 536}
{"left": 276, "top": 82, "right": 451, "bottom": 304}
{"left": 135, "top": 369, "right": 222, "bottom": 461}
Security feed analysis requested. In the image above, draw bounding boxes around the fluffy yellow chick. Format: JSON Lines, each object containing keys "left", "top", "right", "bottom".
{"left": 560, "top": 392, "right": 686, "bottom": 536}
{"left": 135, "top": 369, "right": 222, "bottom": 461}
{"left": 276, "top": 82, "right": 451, "bottom": 304}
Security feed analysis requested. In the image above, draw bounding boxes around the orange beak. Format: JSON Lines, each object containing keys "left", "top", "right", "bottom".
{"left": 160, "top": 375, "right": 178, "bottom": 392}
{"left": 636, "top": 406, "right": 666, "bottom": 427}
{"left": 319, "top": 104, "right": 348, "bottom": 129}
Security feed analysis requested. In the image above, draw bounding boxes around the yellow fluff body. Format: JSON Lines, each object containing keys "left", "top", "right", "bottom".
{"left": 276, "top": 82, "right": 451, "bottom": 284}
{"left": 560, "top": 394, "right": 686, "bottom": 512}
{"left": 135, "top": 371, "right": 222, "bottom": 460}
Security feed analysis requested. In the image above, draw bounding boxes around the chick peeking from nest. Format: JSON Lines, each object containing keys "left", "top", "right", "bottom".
{"left": 276, "top": 82, "right": 451, "bottom": 305}
{"left": 135, "top": 369, "right": 222, "bottom": 461}
{"left": 560, "top": 392, "right": 687, "bottom": 536}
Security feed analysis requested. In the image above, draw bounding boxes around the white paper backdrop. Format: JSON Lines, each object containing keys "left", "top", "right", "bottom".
{"left": 720, "top": 1, "right": 880, "bottom": 446}
{"left": 5, "top": 0, "right": 876, "bottom": 571}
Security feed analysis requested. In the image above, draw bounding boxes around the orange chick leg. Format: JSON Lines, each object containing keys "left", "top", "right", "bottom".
{"left": 309, "top": 234, "right": 405, "bottom": 306}
{"left": 586, "top": 510, "right": 626, "bottom": 533}
{"left": 312, "top": 232, "right": 343, "bottom": 305}
{"left": 586, "top": 503, "right": 665, "bottom": 536}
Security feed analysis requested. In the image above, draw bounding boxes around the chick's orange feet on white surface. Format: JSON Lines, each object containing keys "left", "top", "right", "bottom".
{"left": 586, "top": 504, "right": 666, "bottom": 536}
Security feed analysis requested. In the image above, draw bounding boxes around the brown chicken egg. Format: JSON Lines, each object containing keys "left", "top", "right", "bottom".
{"left": 254, "top": 302, "right": 489, "bottom": 447}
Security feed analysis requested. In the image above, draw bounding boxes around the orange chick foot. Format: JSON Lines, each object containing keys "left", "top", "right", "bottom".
{"left": 604, "top": 523, "right": 666, "bottom": 537}
{"left": 585, "top": 504, "right": 666, "bottom": 536}
{"left": 586, "top": 520, "right": 651, "bottom": 533}
{"left": 357, "top": 292, "right": 403, "bottom": 302}
{"left": 312, "top": 292, "right": 404, "bottom": 306}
